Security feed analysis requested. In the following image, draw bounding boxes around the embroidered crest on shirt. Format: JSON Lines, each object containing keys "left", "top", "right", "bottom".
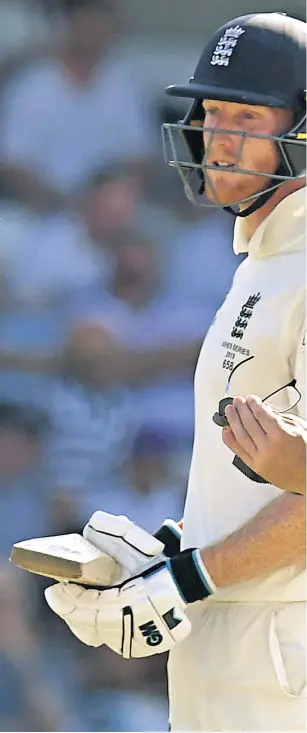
{"left": 221, "top": 292, "right": 261, "bottom": 371}
{"left": 231, "top": 292, "right": 261, "bottom": 340}
{"left": 210, "top": 25, "right": 245, "bottom": 67}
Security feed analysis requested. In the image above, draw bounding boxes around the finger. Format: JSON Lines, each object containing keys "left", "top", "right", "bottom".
{"left": 222, "top": 426, "right": 255, "bottom": 467}
{"left": 233, "top": 396, "right": 267, "bottom": 446}
{"left": 84, "top": 511, "right": 164, "bottom": 557}
{"left": 246, "top": 395, "right": 283, "bottom": 434}
{"left": 45, "top": 582, "right": 85, "bottom": 617}
{"left": 224, "top": 400, "right": 257, "bottom": 456}
{"left": 65, "top": 620, "right": 103, "bottom": 647}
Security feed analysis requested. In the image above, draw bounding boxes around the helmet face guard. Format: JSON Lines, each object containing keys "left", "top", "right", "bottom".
{"left": 162, "top": 105, "right": 306, "bottom": 210}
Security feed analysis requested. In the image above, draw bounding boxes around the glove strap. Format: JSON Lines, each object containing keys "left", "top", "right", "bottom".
{"left": 154, "top": 519, "right": 182, "bottom": 558}
{"left": 168, "top": 548, "right": 216, "bottom": 604}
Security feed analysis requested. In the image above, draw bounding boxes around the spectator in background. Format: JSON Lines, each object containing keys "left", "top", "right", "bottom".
{"left": 64, "top": 231, "right": 204, "bottom": 453}
{"left": 0, "top": 319, "right": 140, "bottom": 530}
{"left": 0, "top": 164, "right": 143, "bottom": 307}
{"left": 66, "top": 222, "right": 239, "bottom": 450}
{"left": 0, "top": 230, "right": 203, "bottom": 528}
{"left": 164, "top": 190, "right": 241, "bottom": 310}
{"left": 73, "top": 641, "right": 169, "bottom": 732}
{"left": 41, "top": 232, "right": 203, "bottom": 521}
{"left": 0, "top": 218, "right": 240, "bottom": 532}
{"left": 0, "top": 0, "right": 156, "bottom": 213}
{"left": 0, "top": 402, "right": 49, "bottom": 560}
{"left": 122, "top": 430, "right": 185, "bottom": 533}
{"left": 0, "top": 0, "right": 52, "bottom": 83}
{"left": 0, "top": 204, "right": 241, "bottom": 536}
{"left": 0, "top": 564, "right": 82, "bottom": 731}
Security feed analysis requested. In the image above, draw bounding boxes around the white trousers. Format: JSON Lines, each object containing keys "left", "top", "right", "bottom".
{"left": 168, "top": 600, "right": 306, "bottom": 732}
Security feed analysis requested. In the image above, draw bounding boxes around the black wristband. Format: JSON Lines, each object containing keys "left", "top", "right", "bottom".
{"left": 168, "top": 549, "right": 214, "bottom": 604}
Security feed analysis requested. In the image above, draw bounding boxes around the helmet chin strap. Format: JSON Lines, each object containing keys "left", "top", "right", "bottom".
{"left": 222, "top": 162, "right": 287, "bottom": 218}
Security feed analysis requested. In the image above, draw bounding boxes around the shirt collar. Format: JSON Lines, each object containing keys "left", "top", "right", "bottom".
{"left": 233, "top": 187, "right": 306, "bottom": 259}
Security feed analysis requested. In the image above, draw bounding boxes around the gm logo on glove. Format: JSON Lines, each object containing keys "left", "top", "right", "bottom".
{"left": 139, "top": 620, "right": 163, "bottom": 646}
{"left": 139, "top": 606, "right": 183, "bottom": 646}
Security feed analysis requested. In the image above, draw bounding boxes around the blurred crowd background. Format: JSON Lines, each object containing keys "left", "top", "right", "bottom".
{"left": 0, "top": 1, "right": 304, "bottom": 730}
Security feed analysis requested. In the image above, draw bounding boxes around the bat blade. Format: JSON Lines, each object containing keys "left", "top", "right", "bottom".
{"left": 10, "top": 533, "right": 120, "bottom": 585}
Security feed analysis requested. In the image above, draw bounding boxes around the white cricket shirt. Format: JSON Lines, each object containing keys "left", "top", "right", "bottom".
{"left": 182, "top": 187, "right": 306, "bottom": 601}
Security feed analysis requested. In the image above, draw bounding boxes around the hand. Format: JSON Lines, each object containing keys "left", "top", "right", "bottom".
{"left": 222, "top": 395, "right": 306, "bottom": 494}
{"left": 82, "top": 511, "right": 165, "bottom": 583}
{"left": 81, "top": 511, "right": 183, "bottom": 584}
{"left": 45, "top": 514, "right": 214, "bottom": 657}
{"left": 45, "top": 561, "right": 191, "bottom": 657}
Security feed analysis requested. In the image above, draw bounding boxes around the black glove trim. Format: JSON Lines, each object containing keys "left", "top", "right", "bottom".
{"left": 121, "top": 606, "right": 134, "bottom": 658}
{"left": 154, "top": 521, "right": 181, "bottom": 557}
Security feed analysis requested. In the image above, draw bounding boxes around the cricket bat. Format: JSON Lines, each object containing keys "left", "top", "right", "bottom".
{"left": 10, "top": 533, "right": 121, "bottom": 585}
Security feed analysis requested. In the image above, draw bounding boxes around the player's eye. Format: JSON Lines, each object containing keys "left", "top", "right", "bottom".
{"left": 205, "top": 106, "right": 220, "bottom": 116}
{"left": 241, "top": 111, "right": 260, "bottom": 121}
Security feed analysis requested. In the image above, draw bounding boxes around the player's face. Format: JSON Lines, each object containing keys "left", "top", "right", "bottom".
{"left": 202, "top": 100, "right": 293, "bottom": 208}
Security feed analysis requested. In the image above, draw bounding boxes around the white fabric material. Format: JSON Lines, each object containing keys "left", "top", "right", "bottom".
{"left": 168, "top": 600, "right": 306, "bottom": 731}
{"left": 233, "top": 187, "right": 306, "bottom": 258}
{"left": 181, "top": 186, "right": 306, "bottom": 603}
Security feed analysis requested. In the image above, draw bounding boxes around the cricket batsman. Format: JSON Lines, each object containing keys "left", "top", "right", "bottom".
{"left": 45, "top": 12, "right": 306, "bottom": 731}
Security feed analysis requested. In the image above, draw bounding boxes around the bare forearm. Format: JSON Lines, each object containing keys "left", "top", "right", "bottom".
{"left": 201, "top": 492, "right": 306, "bottom": 587}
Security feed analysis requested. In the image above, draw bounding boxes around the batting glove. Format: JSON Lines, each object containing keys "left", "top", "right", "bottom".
{"left": 154, "top": 518, "right": 183, "bottom": 557}
{"left": 45, "top": 516, "right": 215, "bottom": 657}
{"left": 82, "top": 511, "right": 183, "bottom": 581}
{"left": 82, "top": 510, "right": 166, "bottom": 582}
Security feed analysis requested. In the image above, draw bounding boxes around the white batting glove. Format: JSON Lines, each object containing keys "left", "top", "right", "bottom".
{"left": 45, "top": 562, "right": 191, "bottom": 657}
{"left": 45, "top": 516, "right": 216, "bottom": 657}
{"left": 82, "top": 510, "right": 166, "bottom": 582}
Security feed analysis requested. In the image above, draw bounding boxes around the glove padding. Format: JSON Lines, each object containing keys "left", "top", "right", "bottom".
{"left": 82, "top": 510, "right": 165, "bottom": 583}
{"left": 45, "top": 562, "right": 191, "bottom": 657}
